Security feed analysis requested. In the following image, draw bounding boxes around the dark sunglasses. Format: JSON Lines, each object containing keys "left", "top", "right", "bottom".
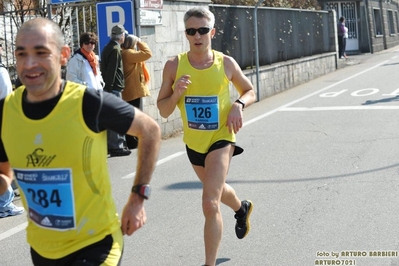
{"left": 185, "top": 27, "right": 211, "bottom": 36}
{"left": 84, "top": 42, "right": 96, "bottom": 45}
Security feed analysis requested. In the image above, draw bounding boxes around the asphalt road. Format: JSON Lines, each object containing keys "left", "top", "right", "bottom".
{"left": 2, "top": 48, "right": 399, "bottom": 266}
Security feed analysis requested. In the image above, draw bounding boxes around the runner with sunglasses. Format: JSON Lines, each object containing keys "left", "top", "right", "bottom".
{"left": 157, "top": 7, "right": 256, "bottom": 266}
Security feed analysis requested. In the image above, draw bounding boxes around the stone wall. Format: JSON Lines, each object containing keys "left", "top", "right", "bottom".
{"left": 248, "top": 53, "right": 337, "bottom": 102}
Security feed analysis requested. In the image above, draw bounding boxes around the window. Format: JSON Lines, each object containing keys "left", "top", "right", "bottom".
{"left": 373, "top": 9, "right": 383, "bottom": 36}
{"left": 396, "top": 11, "right": 399, "bottom": 34}
{"left": 388, "top": 10, "right": 395, "bottom": 35}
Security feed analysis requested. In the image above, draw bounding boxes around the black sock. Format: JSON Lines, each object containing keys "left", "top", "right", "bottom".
{"left": 235, "top": 202, "right": 245, "bottom": 217}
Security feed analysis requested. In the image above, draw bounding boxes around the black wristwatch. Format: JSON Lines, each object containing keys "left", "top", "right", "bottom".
{"left": 235, "top": 98, "right": 245, "bottom": 110}
{"left": 131, "top": 184, "right": 151, "bottom": 200}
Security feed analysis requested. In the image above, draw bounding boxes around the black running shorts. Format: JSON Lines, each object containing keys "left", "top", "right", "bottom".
{"left": 30, "top": 230, "right": 123, "bottom": 266}
{"left": 186, "top": 140, "right": 244, "bottom": 167}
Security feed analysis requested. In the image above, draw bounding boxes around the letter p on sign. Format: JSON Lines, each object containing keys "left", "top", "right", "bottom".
{"left": 106, "top": 6, "right": 126, "bottom": 36}
{"left": 96, "top": 0, "right": 135, "bottom": 55}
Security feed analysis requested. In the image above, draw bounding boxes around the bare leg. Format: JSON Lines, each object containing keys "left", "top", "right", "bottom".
{"left": 192, "top": 144, "right": 241, "bottom": 266}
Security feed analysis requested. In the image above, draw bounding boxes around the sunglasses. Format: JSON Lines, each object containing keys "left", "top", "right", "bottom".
{"left": 185, "top": 27, "right": 211, "bottom": 36}
{"left": 84, "top": 42, "right": 96, "bottom": 45}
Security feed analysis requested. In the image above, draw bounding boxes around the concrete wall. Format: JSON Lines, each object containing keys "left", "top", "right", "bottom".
{"left": 140, "top": 1, "right": 338, "bottom": 138}
{"left": 250, "top": 53, "right": 337, "bottom": 102}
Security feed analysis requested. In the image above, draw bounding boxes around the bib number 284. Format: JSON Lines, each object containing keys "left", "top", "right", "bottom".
{"left": 27, "top": 188, "right": 62, "bottom": 208}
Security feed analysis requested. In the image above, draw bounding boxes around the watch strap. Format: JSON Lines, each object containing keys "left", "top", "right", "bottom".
{"left": 235, "top": 99, "right": 245, "bottom": 110}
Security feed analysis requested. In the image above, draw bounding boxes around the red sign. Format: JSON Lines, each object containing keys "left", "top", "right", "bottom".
{"left": 141, "top": 0, "right": 163, "bottom": 9}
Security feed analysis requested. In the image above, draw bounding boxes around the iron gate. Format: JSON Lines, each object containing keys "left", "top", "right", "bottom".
{"left": 326, "top": 1, "right": 359, "bottom": 52}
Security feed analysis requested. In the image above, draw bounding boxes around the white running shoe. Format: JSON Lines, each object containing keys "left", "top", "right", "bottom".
{"left": 0, "top": 203, "right": 24, "bottom": 218}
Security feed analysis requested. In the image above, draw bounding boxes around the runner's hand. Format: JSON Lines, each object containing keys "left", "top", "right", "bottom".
{"left": 227, "top": 102, "right": 243, "bottom": 134}
{"left": 121, "top": 193, "right": 146, "bottom": 235}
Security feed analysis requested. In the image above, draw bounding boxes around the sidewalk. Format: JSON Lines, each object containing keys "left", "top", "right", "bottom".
{"left": 336, "top": 53, "right": 373, "bottom": 69}
{"left": 337, "top": 45, "right": 399, "bottom": 69}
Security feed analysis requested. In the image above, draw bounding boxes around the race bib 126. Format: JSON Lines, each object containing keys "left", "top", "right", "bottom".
{"left": 185, "top": 96, "right": 219, "bottom": 130}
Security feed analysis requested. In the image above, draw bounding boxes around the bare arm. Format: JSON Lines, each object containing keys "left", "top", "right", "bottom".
{"left": 126, "top": 109, "right": 160, "bottom": 186}
{"left": 157, "top": 57, "right": 191, "bottom": 118}
{"left": 224, "top": 55, "right": 256, "bottom": 134}
{"left": 0, "top": 161, "right": 13, "bottom": 195}
{"left": 121, "top": 109, "right": 161, "bottom": 235}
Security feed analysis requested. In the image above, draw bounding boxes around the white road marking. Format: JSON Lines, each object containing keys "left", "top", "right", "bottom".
{"left": 121, "top": 151, "right": 186, "bottom": 179}
{"left": 243, "top": 60, "right": 389, "bottom": 127}
{"left": 0, "top": 222, "right": 27, "bottom": 241}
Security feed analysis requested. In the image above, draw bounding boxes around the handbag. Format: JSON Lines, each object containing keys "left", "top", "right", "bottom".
{"left": 142, "top": 62, "right": 150, "bottom": 84}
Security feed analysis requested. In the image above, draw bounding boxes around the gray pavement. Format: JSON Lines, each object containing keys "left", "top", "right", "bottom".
{"left": 2, "top": 47, "right": 399, "bottom": 266}
{"left": 337, "top": 52, "right": 373, "bottom": 69}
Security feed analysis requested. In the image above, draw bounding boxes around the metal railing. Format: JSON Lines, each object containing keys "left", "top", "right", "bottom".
{"left": 210, "top": 5, "right": 334, "bottom": 70}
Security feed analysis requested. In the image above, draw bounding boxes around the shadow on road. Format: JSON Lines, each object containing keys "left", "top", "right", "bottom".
{"left": 164, "top": 162, "right": 399, "bottom": 189}
{"left": 362, "top": 95, "right": 399, "bottom": 105}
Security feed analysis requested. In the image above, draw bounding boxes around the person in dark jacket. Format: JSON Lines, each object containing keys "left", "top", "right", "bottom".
{"left": 101, "top": 24, "right": 131, "bottom": 157}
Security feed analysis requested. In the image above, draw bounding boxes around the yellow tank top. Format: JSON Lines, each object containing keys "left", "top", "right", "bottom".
{"left": 175, "top": 50, "right": 235, "bottom": 153}
{"left": 2, "top": 82, "right": 121, "bottom": 259}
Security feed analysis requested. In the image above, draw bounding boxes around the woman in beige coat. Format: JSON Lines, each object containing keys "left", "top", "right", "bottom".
{"left": 122, "top": 34, "right": 152, "bottom": 149}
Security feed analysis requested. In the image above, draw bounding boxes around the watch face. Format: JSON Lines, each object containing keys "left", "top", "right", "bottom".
{"left": 139, "top": 185, "right": 151, "bottom": 198}
{"left": 132, "top": 184, "right": 151, "bottom": 199}
{"left": 142, "top": 186, "right": 150, "bottom": 196}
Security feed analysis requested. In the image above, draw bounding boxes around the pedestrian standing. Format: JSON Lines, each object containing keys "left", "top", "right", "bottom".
{"left": 337, "top": 17, "right": 346, "bottom": 59}
{"left": 66, "top": 32, "right": 104, "bottom": 90}
{"left": 343, "top": 24, "right": 349, "bottom": 59}
{"left": 121, "top": 34, "right": 152, "bottom": 149}
{"left": 101, "top": 24, "right": 131, "bottom": 157}
{"left": 0, "top": 52, "right": 24, "bottom": 218}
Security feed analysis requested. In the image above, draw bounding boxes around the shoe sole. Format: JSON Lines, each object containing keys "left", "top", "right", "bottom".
{"left": 242, "top": 200, "right": 253, "bottom": 239}
{"left": 109, "top": 154, "right": 131, "bottom": 157}
{"left": 109, "top": 151, "right": 131, "bottom": 157}
{"left": 0, "top": 210, "right": 24, "bottom": 218}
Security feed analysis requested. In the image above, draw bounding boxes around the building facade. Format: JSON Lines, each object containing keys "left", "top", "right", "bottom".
{"left": 320, "top": 0, "right": 399, "bottom": 53}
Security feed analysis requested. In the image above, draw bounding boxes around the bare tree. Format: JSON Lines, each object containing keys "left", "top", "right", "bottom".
{"left": 0, "top": 0, "right": 74, "bottom": 81}
{"left": 211, "top": 0, "right": 321, "bottom": 10}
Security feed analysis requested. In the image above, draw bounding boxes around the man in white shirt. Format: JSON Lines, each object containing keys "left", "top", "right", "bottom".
{"left": 0, "top": 59, "right": 24, "bottom": 218}
{"left": 0, "top": 64, "right": 12, "bottom": 99}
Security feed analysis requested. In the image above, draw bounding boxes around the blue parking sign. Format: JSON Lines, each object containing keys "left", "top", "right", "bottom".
{"left": 96, "top": 1, "right": 135, "bottom": 56}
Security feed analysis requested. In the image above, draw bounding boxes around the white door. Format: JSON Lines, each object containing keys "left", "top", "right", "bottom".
{"left": 326, "top": 2, "right": 359, "bottom": 52}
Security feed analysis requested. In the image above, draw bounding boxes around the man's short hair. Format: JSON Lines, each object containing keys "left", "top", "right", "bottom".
{"left": 184, "top": 7, "right": 215, "bottom": 29}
